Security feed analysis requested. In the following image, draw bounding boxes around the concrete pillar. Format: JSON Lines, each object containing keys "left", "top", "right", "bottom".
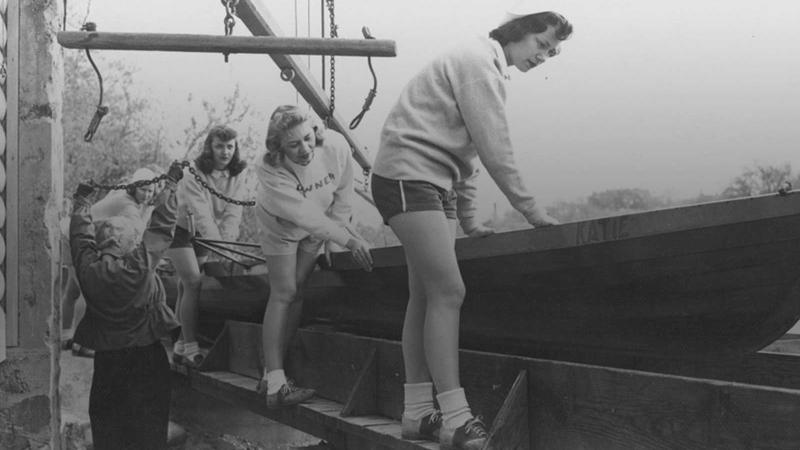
{"left": 1, "top": 0, "right": 63, "bottom": 448}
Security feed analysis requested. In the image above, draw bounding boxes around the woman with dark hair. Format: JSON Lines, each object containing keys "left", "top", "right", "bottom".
{"left": 370, "top": 3, "right": 573, "bottom": 448}
{"left": 169, "top": 125, "right": 249, "bottom": 367}
{"left": 254, "top": 105, "right": 372, "bottom": 408}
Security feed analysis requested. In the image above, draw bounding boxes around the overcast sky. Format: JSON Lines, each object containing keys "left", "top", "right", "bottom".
{"left": 65, "top": 0, "right": 800, "bottom": 219}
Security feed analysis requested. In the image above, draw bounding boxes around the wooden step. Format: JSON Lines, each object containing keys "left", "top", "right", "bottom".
{"left": 175, "top": 320, "right": 800, "bottom": 450}
{"left": 187, "top": 370, "right": 438, "bottom": 450}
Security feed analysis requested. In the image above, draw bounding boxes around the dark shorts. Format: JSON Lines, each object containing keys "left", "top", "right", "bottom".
{"left": 168, "top": 226, "right": 210, "bottom": 258}
{"left": 371, "top": 174, "right": 457, "bottom": 224}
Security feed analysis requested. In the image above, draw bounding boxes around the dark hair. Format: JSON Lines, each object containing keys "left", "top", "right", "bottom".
{"left": 195, "top": 125, "right": 247, "bottom": 176}
{"left": 263, "top": 105, "right": 325, "bottom": 167}
{"left": 489, "top": 11, "right": 573, "bottom": 47}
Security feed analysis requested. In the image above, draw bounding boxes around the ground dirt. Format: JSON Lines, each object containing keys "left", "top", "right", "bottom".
{"left": 59, "top": 347, "right": 329, "bottom": 449}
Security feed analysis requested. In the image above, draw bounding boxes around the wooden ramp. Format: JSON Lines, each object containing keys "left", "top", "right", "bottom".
{"left": 175, "top": 320, "right": 800, "bottom": 450}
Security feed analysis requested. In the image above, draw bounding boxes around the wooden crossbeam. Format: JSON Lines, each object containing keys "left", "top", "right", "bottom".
{"left": 57, "top": 31, "right": 397, "bottom": 57}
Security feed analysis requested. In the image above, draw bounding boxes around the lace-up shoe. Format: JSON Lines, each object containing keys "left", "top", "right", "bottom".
{"left": 265, "top": 381, "right": 315, "bottom": 409}
{"left": 401, "top": 410, "right": 442, "bottom": 441}
{"left": 440, "top": 416, "right": 488, "bottom": 450}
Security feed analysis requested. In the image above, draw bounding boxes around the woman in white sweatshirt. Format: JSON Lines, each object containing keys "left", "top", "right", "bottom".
{"left": 169, "top": 125, "right": 249, "bottom": 367}
{"left": 371, "top": 7, "right": 573, "bottom": 449}
{"left": 255, "top": 105, "right": 372, "bottom": 408}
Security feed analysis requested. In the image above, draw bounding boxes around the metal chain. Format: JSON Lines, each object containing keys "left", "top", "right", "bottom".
{"left": 222, "top": 0, "right": 239, "bottom": 62}
{"left": 223, "top": 0, "right": 238, "bottom": 35}
{"left": 87, "top": 161, "right": 256, "bottom": 207}
{"left": 326, "top": 0, "right": 337, "bottom": 122}
{"left": 187, "top": 165, "right": 255, "bottom": 206}
{"left": 87, "top": 167, "right": 180, "bottom": 192}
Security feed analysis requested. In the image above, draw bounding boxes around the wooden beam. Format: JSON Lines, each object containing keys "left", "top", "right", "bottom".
{"left": 235, "top": 0, "right": 374, "bottom": 172}
{"left": 185, "top": 322, "right": 800, "bottom": 449}
{"left": 57, "top": 31, "right": 397, "bottom": 57}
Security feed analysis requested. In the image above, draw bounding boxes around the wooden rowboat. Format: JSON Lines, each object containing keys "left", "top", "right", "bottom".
{"left": 194, "top": 192, "right": 800, "bottom": 360}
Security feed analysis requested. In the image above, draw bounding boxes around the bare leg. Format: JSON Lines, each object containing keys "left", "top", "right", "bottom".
{"left": 166, "top": 248, "right": 203, "bottom": 344}
{"left": 282, "top": 250, "right": 319, "bottom": 360}
{"left": 261, "top": 253, "right": 299, "bottom": 373}
{"left": 389, "top": 211, "right": 462, "bottom": 393}
{"left": 402, "top": 263, "right": 433, "bottom": 383}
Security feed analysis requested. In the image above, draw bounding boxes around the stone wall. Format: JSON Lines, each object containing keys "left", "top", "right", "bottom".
{"left": 1, "top": 0, "right": 63, "bottom": 448}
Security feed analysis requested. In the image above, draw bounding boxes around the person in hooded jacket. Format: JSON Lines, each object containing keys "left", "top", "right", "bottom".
{"left": 69, "top": 161, "right": 184, "bottom": 450}
{"left": 61, "top": 167, "right": 159, "bottom": 357}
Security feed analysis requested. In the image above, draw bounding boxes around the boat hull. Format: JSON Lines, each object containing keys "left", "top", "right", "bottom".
{"left": 197, "top": 193, "right": 800, "bottom": 359}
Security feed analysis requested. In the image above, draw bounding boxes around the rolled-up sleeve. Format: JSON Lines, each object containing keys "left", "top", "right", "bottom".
{"left": 452, "top": 53, "right": 539, "bottom": 221}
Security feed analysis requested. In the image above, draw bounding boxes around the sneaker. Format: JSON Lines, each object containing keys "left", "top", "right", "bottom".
{"left": 265, "top": 381, "right": 315, "bottom": 409}
{"left": 176, "top": 342, "right": 206, "bottom": 368}
{"left": 401, "top": 410, "right": 442, "bottom": 441}
{"left": 181, "top": 350, "right": 205, "bottom": 368}
{"left": 440, "top": 416, "right": 489, "bottom": 450}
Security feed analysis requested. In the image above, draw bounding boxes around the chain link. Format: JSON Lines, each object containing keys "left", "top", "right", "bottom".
{"left": 326, "top": 0, "right": 337, "bottom": 122}
{"left": 223, "top": 0, "right": 238, "bottom": 35}
{"left": 87, "top": 160, "right": 255, "bottom": 207}
{"left": 187, "top": 165, "right": 255, "bottom": 206}
{"left": 222, "top": 0, "right": 239, "bottom": 62}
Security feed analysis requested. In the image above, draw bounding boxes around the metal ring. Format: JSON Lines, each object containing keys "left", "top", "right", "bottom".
{"left": 280, "top": 67, "right": 296, "bottom": 82}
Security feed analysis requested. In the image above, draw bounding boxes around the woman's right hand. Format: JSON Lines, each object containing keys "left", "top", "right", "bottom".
{"left": 525, "top": 204, "right": 559, "bottom": 228}
{"left": 346, "top": 238, "right": 373, "bottom": 272}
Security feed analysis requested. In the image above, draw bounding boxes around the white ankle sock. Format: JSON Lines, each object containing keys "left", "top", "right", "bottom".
{"left": 265, "top": 369, "right": 287, "bottom": 395}
{"left": 403, "top": 382, "right": 436, "bottom": 420}
{"left": 182, "top": 341, "right": 199, "bottom": 356}
{"left": 436, "top": 388, "right": 473, "bottom": 430}
{"left": 61, "top": 329, "right": 74, "bottom": 341}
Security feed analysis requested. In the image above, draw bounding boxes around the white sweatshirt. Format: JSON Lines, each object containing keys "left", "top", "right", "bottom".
{"left": 255, "top": 130, "right": 355, "bottom": 247}
{"left": 373, "top": 36, "right": 540, "bottom": 229}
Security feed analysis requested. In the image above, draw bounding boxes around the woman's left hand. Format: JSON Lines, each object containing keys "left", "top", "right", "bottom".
{"left": 346, "top": 238, "right": 374, "bottom": 272}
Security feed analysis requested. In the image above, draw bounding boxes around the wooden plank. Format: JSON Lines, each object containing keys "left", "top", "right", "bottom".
{"left": 226, "top": 319, "right": 263, "bottom": 379}
{"left": 526, "top": 361, "right": 800, "bottom": 449}
{"left": 57, "top": 31, "right": 396, "bottom": 57}
{"left": 198, "top": 321, "right": 230, "bottom": 372}
{"left": 234, "top": 0, "right": 373, "bottom": 172}
{"left": 486, "top": 370, "right": 530, "bottom": 450}
{"left": 286, "top": 324, "right": 379, "bottom": 405}
{"left": 341, "top": 347, "right": 379, "bottom": 417}
{"left": 330, "top": 193, "right": 800, "bottom": 269}
{"left": 187, "top": 370, "right": 436, "bottom": 450}
{"left": 184, "top": 324, "right": 800, "bottom": 449}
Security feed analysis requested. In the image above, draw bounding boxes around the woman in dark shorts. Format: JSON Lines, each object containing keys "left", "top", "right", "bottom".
{"left": 371, "top": 5, "right": 573, "bottom": 449}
